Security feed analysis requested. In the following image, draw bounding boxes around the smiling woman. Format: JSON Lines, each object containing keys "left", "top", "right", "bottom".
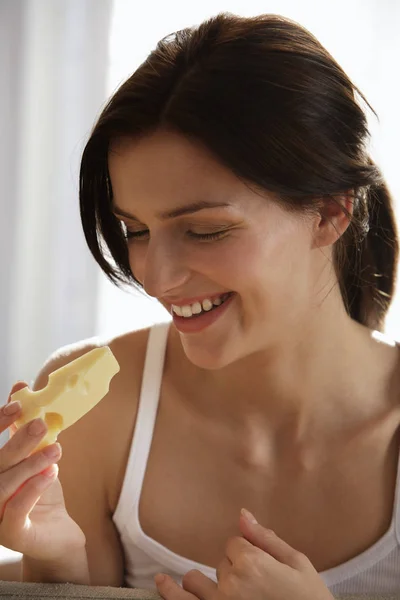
{"left": 71, "top": 17, "right": 400, "bottom": 592}
{"left": 4, "top": 10, "right": 400, "bottom": 600}
{"left": 104, "top": 125, "right": 324, "bottom": 370}
{"left": 80, "top": 13, "right": 397, "bottom": 333}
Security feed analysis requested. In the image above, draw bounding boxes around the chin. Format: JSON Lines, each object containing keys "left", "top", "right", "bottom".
{"left": 179, "top": 337, "right": 238, "bottom": 371}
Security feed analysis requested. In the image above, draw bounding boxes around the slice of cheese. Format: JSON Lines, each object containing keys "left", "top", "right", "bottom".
{"left": 11, "top": 346, "right": 120, "bottom": 451}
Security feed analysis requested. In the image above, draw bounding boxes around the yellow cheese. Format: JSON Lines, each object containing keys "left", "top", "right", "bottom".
{"left": 11, "top": 346, "right": 120, "bottom": 450}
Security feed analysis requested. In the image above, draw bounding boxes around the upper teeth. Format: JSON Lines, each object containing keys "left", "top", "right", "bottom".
{"left": 172, "top": 294, "right": 229, "bottom": 317}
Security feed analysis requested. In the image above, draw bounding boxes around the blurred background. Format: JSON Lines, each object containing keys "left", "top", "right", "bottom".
{"left": 1, "top": 0, "right": 400, "bottom": 401}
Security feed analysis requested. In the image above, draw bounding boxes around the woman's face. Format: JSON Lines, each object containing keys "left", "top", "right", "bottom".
{"left": 108, "top": 129, "right": 324, "bottom": 369}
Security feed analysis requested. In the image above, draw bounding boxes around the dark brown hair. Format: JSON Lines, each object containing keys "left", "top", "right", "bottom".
{"left": 80, "top": 12, "right": 398, "bottom": 330}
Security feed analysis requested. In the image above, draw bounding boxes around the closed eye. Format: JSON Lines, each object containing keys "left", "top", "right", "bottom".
{"left": 125, "top": 229, "right": 228, "bottom": 241}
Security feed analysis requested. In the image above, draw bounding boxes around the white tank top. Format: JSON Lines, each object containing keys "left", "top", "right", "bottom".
{"left": 112, "top": 321, "right": 400, "bottom": 594}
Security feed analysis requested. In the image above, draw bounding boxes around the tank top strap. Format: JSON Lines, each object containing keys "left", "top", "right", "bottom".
{"left": 112, "top": 321, "right": 171, "bottom": 529}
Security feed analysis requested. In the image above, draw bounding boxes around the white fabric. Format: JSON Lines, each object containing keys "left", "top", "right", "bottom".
{"left": 112, "top": 321, "right": 400, "bottom": 593}
{"left": 0, "top": 0, "right": 112, "bottom": 404}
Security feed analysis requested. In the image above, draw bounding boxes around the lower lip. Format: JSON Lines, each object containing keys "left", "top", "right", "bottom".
{"left": 171, "top": 293, "right": 235, "bottom": 333}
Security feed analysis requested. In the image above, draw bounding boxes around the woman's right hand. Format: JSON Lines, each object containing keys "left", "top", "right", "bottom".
{"left": 0, "top": 382, "right": 87, "bottom": 563}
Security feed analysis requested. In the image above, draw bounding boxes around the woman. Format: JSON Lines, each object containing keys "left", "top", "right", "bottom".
{"left": 1, "top": 11, "right": 399, "bottom": 599}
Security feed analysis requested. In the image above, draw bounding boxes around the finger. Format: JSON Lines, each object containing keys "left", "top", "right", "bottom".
{"left": 6, "top": 382, "right": 29, "bottom": 438}
{"left": 0, "top": 382, "right": 28, "bottom": 437}
{"left": 0, "top": 402, "right": 22, "bottom": 438}
{"left": 0, "top": 465, "right": 59, "bottom": 551}
{"left": 0, "top": 418, "right": 49, "bottom": 472}
{"left": 225, "top": 534, "right": 258, "bottom": 564}
{"left": 7, "top": 382, "right": 28, "bottom": 410}
{"left": 7, "top": 382, "right": 28, "bottom": 402}
{"left": 239, "top": 508, "right": 310, "bottom": 570}
{"left": 182, "top": 569, "right": 217, "bottom": 600}
{"left": 0, "top": 443, "right": 62, "bottom": 515}
{"left": 155, "top": 574, "right": 198, "bottom": 600}
{"left": 216, "top": 557, "right": 231, "bottom": 582}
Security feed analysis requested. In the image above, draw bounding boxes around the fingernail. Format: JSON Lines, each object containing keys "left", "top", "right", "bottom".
{"left": 154, "top": 574, "right": 166, "bottom": 585}
{"left": 2, "top": 401, "right": 21, "bottom": 416}
{"left": 241, "top": 508, "right": 258, "bottom": 524}
{"left": 41, "top": 464, "right": 59, "bottom": 479}
{"left": 28, "top": 418, "right": 47, "bottom": 436}
{"left": 43, "top": 443, "right": 62, "bottom": 459}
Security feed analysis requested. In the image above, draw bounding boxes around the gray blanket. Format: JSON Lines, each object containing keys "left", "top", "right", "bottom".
{"left": 0, "top": 582, "right": 399, "bottom": 600}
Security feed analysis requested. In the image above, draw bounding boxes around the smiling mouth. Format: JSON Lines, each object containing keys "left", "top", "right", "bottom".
{"left": 172, "top": 292, "right": 235, "bottom": 319}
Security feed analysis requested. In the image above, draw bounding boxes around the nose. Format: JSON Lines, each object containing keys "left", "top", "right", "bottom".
{"left": 141, "top": 235, "right": 190, "bottom": 300}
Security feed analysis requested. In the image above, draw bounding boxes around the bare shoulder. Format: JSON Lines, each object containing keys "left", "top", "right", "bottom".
{"left": 31, "top": 326, "right": 152, "bottom": 586}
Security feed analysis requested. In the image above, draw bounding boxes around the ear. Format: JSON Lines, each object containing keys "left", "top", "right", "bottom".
{"left": 312, "top": 192, "right": 354, "bottom": 249}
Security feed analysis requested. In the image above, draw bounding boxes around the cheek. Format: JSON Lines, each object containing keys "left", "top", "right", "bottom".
{"left": 127, "top": 244, "right": 146, "bottom": 283}
{"left": 238, "top": 226, "right": 312, "bottom": 300}
{"left": 126, "top": 225, "right": 311, "bottom": 297}
{"left": 128, "top": 240, "right": 240, "bottom": 285}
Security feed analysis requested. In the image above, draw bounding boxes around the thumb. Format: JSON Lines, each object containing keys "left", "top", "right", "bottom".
{"left": 9, "top": 381, "right": 29, "bottom": 396}
{"left": 35, "top": 467, "right": 66, "bottom": 508}
{"left": 8, "top": 381, "right": 29, "bottom": 403}
{"left": 239, "top": 508, "right": 308, "bottom": 570}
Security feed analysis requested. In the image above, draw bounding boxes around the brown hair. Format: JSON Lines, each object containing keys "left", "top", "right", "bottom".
{"left": 80, "top": 12, "right": 398, "bottom": 330}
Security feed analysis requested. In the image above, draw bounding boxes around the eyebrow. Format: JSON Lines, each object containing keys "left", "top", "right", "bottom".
{"left": 112, "top": 200, "right": 232, "bottom": 221}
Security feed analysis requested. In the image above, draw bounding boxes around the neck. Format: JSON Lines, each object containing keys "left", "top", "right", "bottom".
{"left": 169, "top": 293, "right": 399, "bottom": 446}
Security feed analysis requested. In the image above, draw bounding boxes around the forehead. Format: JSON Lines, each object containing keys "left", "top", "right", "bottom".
{"left": 108, "top": 129, "right": 248, "bottom": 202}
{"left": 106, "top": 129, "right": 294, "bottom": 230}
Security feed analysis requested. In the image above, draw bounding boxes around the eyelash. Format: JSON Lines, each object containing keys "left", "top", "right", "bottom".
{"left": 124, "top": 229, "right": 227, "bottom": 242}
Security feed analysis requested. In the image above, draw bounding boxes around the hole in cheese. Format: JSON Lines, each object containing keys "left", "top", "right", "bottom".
{"left": 67, "top": 374, "right": 79, "bottom": 388}
{"left": 67, "top": 374, "right": 90, "bottom": 395}
{"left": 45, "top": 412, "right": 64, "bottom": 431}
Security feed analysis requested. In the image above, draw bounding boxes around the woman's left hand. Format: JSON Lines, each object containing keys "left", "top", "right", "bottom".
{"left": 154, "top": 509, "right": 335, "bottom": 600}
